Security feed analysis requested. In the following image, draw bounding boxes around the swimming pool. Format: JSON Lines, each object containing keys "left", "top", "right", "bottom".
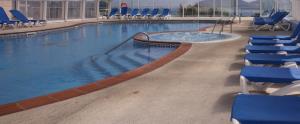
{"left": 0, "top": 22, "right": 210, "bottom": 105}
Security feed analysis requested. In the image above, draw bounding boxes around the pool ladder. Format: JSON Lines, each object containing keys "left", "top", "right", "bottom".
{"left": 211, "top": 16, "right": 236, "bottom": 34}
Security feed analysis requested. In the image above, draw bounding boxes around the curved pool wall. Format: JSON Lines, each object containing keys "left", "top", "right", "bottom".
{"left": 0, "top": 22, "right": 209, "bottom": 105}
{"left": 145, "top": 32, "right": 240, "bottom": 43}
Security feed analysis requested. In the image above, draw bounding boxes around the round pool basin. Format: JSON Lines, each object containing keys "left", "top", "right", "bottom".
{"left": 148, "top": 32, "right": 240, "bottom": 43}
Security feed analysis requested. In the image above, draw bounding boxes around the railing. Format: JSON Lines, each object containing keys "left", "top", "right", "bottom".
{"left": 211, "top": 16, "right": 236, "bottom": 34}
{"left": 105, "top": 32, "right": 150, "bottom": 55}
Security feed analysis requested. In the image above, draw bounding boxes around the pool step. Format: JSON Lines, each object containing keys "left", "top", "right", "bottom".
{"left": 92, "top": 56, "right": 125, "bottom": 76}
{"left": 107, "top": 52, "right": 138, "bottom": 71}
{"left": 122, "top": 51, "right": 152, "bottom": 66}
{"left": 135, "top": 51, "right": 156, "bottom": 61}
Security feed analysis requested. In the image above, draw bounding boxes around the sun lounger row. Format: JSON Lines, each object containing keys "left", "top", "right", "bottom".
{"left": 253, "top": 11, "right": 290, "bottom": 31}
{"left": 231, "top": 22, "right": 300, "bottom": 124}
{"left": 108, "top": 8, "right": 170, "bottom": 19}
{"left": 0, "top": 6, "right": 46, "bottom": 29}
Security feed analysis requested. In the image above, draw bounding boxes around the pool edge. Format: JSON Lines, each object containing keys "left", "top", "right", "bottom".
{"left": 0, "top": 42, "right": 192, "bottom": 117}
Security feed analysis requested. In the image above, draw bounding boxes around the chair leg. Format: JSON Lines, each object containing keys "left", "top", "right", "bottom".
{"left": 240, "top": 76, "right": 250, "bottom": 94}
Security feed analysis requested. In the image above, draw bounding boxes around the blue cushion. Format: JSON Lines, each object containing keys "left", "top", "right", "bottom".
{"left": 241, "top": 66, "right": 300, "bottom": 83}
{"left": 250, "top": 39, "right": 296, "bottom": 46}
{"left": 246, "top": 45, "right": 300, "bottom": 54}
{"left": 251, "top": 35, "right": 291, "bottom": 40}
{"left": 232, "top": 94, "right": 300, "bottom": 124}
{"left": 245, "top": 53, "right": 300, "bottom": 65}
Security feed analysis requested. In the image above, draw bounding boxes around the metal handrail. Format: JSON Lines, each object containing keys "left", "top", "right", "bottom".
{"left": 105, "top": 32, "right": 150, "bottom": 55}
{"left": 211, "top": 19, "right": 222, "bottom": 33}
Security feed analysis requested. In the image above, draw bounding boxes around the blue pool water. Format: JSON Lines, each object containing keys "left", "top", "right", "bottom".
{"left": 149, "top": 32, "right": 233, "bottom": 43}
{"left": 0, "top": 22, "right": 209, "bottom": 104}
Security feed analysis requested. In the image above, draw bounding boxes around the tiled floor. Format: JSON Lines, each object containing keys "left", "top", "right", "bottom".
{"left": 0, "top": 20, "right": 290, "bottom": 124}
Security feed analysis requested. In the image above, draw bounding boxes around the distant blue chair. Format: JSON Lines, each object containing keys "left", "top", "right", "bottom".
{"left": 109, "top": 8, "right": 119, "bottom": 18}
{"left": 9, "top": 9, "right": 46, "bottom": 26}
{"left": 159, "top": 8, "right": 170, "bottom": 19}
{"left": 250, "top": 22, "right": 300, "bottom": 40}
{"left": 231, "top": 94, "right": 300, "bottom": 124}
{"left": 245, "top": 45, "right": 300, "bottom": 54}
{"left": 253, "top": 11, "right": 289, "bottom": 31}
{"left": 245, "top": 53, "right": 300, "bottom": 65}
{"left": 130, "top": 8, "right": 139, "bottom": 18}
{"left": 141, "top": 8, "right": 150, "bottom": 18}
{"left": 0, "top": 7, "right": 18, "bottom": 28}
{"left": 240, "top": 66, "right": 300, "bottom": 93}
{"left": 151, "top": 8, "right": 159, "bottom": 18}
{"left": 120, "top": 7, "right": 128, "bottom": 16}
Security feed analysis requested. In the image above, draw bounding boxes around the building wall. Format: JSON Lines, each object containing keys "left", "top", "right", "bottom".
{"left": 0, "top": 0, "right": 13, "bottom": 17}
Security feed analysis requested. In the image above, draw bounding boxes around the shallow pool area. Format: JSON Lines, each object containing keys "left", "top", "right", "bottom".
{"left": 0, "top": 22, "right": 210, "bottom": 105}
{"left": 148, "top": 32, "right": 239, "bottom": 43}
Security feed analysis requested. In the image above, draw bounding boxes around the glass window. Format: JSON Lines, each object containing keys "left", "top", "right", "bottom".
{"left": 68, "top": 0, "right": 81, "bottom": 19}
{"left": 199, "top": 0, "right": 214, "bottom": 17}
{"left": 99, "top": 0, "right": 109, "bottom": 16}
{"left": 238, "top": 0, "right": 260, "bottom": 17}
{"left": 18, "top": 0, "right": 27, "bottom": 16}
{"left": 85, "top": 0, "right": 97, "bottom": 18}
{"left": 183, "top": 1, "right": 199, "bottom": 17}
{"left": 47, "top": 1, "right": 64, "bottom": 20}
{"left": 261, "top": 0, "right": 275, "bottom": 17}
{"left": 27, "top": 1, "right": 43, "bottom": 19}
{"left": 277, "top": 0, "right": 292, "bottom": 13}
{"left": 222, "top": 0, "right": 236, "bottom": 17}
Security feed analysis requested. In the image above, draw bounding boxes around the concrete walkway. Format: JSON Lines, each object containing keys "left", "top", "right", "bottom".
{"left": 0, "top": 21, "right": 289, "bottom": 124}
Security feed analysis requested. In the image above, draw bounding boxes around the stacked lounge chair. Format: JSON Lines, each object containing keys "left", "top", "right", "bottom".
{"left": 9, "top": 9, "right": 46, "bottom": 26}
{"left": 140, "top": 8, "right": 150, "bottom": 18}
{"left": 159, "top": 8, "right": 170, "bottom": 19}
{"left": 0, "top": 7, "right": 18, "bottom": 28}
{"left": 129, "top": 8, "right": 139, "bottom": 19}
{"left": 150, "top": 8, "right": 159, "bottom": 19}
{"left": 253, "top": 11, "right": 289, "bottom": 31}
{"left": 231, "top": 22, "right": 300, "bottom": 124}
{"left": 109, "top": 8, "right": 119, "bottom": 18}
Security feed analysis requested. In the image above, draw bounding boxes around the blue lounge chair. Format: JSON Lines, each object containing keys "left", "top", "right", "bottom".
{"left": 0, "top": 7, "right": 18, "bottom": 27}
{"left": 231, "top": 94, "right": 300, "bottom": 124}
{"left": 120, "top": 7, "right": 128, "bottom": 16}
{"left": 245, "top": 53, "right": 300, "bottom": 65}
{"left": 130, "top": 8, "right": 139, "bottom": 18}
{"left": 253, "top": 11, "right": 289, "bottom": 31}
{"left": 250, "top": 22, "right": 300, "bottom": 41}
{"left": 240, "top": 66, "right": 300, "bottom": 93}
{"left": 249, "top": 36, "right": 300, "bottom": 46}
{"left": 140, "top": 8, "right": 150, "bottom": 18}
{"left": 151, "top": 8, "right": 159, "bottom": 17}
{"left": 9, "top": 9, "right": 46, "bottom": 26}
{"left": 159, "top": 8, "right": 170, "bottom": 19}
{"left": 109, "top": 8, "right": 119, "bottom": 18}
{"left": 245, "top": 45, "right": 300, "bottom": 54}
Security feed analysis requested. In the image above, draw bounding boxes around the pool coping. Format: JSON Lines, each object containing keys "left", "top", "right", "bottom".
{"left": 0, "top": 40, "right": 192, "bottom": 116}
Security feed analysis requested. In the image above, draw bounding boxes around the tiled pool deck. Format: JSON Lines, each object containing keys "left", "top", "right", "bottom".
{"left": 0, "top": 19, "right": 290, "bottom": 124}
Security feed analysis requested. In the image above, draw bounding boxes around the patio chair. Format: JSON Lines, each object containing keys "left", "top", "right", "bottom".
{"left": 150, "top": 8, "right": 159, "bottom": 19}
{"left": 109, "top": 8, "right": 119, "bottom": 18}
{"left": 129, "top": 8, "right": 139, "bottom": 19}
{"left": 250, "top": 22, "right": 300, "bottom": 40}
{"left": 244, "top": 53, "right": 300, "bottom": 66}
{"left": 159, "top": 8, "right": 170, "bottom": 19}
{"left": 231, "top": 94, "right": 300, "bottom": 124}
{"left": 0, "top": 7, "right": 18, "bottom": 28}
{"left": 245, "top": 45, "right": 300, "bottom": 54}
{"left": 9, "top": 9, "right": 46, "bottom": 26}
{"left": 120, "top": 7, "right": 128, "bottom": 17}
{"left": 140, "top": 8, "right": 150, "bottom": 18}
{"left": 253, "top": 11, "right": 289, "bottom": 31}
{"left": 249, "top": 34, "right": 300, "bottom": 46}
{"left": 240, "top": 66, "right": 300, "bottom": 93}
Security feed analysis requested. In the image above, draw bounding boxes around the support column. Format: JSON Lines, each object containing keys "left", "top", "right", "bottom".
{"left": 43, "top": 0, "right": 47, "bottom": 20}
{"left": 82, "top": 0, "right": 86, "bottom": 19}
{"left": 65, "top": 0, "right": 68, "bottom": 21}
{"left": 96, "top": 0, "right": 100, "bottom": 18}
{"left": 213, "top": 0, "right": 216, "bottom": 17}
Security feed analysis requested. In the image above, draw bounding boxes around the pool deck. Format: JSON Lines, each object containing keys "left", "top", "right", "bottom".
{"left": 0, "top": 20, "right": 290, "bottom": 124}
